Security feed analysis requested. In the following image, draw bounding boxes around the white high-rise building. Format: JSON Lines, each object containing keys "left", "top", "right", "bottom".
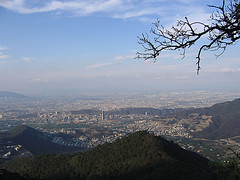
{"left": 0, "top": 114, "right": 3, "bottom": 119}
{"left": 101, "top": 111, "right": 105, "bottom": 120}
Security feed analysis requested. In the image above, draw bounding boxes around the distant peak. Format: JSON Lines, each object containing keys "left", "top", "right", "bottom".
{"left": 8, "top": 125, "right": 36, "bottom": 137}
{"left": 0, "top": 91, "right": 31, "bottom": 101}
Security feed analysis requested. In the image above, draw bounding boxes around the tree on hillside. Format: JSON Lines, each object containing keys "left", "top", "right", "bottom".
{"left": 211, "top": 148, "right": 240, "bottom": 179}
{"left": 136, "top": 0, "right": 240, "bottom": 74}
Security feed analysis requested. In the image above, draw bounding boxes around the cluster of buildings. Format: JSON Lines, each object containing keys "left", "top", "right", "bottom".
{"left": 0, "top": 141, "right": 30, "bottom": 161}
{"left": 1, "top": 91, "right": 239, "bottom": 162}
{"left": 51, "top": 136, "right": 87, "bottom": 148}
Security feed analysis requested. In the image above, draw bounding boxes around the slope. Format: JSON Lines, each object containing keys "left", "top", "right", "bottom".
{"left": 1, "top": 125, "right": 82, "bottom": 155}
{"left": 5, "top": 131, "right": 214, "bottom": 180}
{"left": 192, "top": 98, "right": 240, "bottom": 139}
{"left": 0, "top": 91, "right": 31, "bottom": 101}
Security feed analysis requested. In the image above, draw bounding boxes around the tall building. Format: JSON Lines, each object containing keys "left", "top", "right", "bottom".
{"left": 0, "top": 114, "right": 2, "bottom": 119}
{"left": 43, "top": 113, "right": 47, "bottom": 118}
{"left": 55, "top": 111, "right": 59, "bottom": 116}
{"left": 145, "top": 112, "right": 148, "bottom": 116}
{"left": 101, "top": 111, "right": 105, "bottom": 120}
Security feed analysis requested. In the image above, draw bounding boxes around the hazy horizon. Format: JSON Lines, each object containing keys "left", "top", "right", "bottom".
{"left": 0, "top": 0, "right": 239, "bottom": 96}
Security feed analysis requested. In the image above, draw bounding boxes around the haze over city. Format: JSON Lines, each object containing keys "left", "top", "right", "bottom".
{"left": 1, "top": 1, "right": 240, "bottom": 179}
{"left": 0, "top": 0, "right": 239, "bottom": 96}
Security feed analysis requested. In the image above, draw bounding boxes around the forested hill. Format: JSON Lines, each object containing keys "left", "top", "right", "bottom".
{"left": 3, "top": 131, "right": 214, "bottom": 180}
{"left": 192, "top": 98, "right": 240, "bottom": 139}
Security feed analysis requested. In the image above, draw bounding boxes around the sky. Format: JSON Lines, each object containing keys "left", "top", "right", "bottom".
{"left": 0, "top": 0, "right": 239, "bottom": 96}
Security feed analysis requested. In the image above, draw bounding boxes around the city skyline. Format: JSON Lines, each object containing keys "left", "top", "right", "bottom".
{"left": 0, "top": 0, "right": 239, "bottom": 96}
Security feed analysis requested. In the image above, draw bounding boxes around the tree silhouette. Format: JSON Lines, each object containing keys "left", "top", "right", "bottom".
{"left": 136, "top": 0, "right": 240, "bottom": 74}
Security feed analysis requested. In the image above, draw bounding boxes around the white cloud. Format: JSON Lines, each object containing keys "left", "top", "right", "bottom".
{"left": 0, "top": 0, "right": 124, "bottom": 15}
{"left": 157, "top": 53, "right": 182, "bottom": 60}
{"left": 144, "top": 59, "right": 155, "bottom": 63}
{"left": 113, "top": 54, "right": 135, "bottom": 61}
{"left": 85, "top": 62, "right": 115, "bottom": 70}
{"left": 113, "top": 7, "right": 164, "bottom": 19}
{"left": 219, "top": 68, "right": 240, "bottom": 73}
{"left": 0, "top": 46, "right": 8, "bottom": 51}
{"left": 0, "top": 46, "right": 9, "bottom": 60}
{"left": 22, "top": 57, "right": 36, "bottom": 62}
{"left": 200, "top": 56, "right": 240, "bottom": 73}
{"left": 0, "top": 55, "right": 10, "bottom": 59}
{"left": 0, "top": 0, "right": 211, "bottom": 23}
{"left": 208, "top": 67, "right": 240, "bottom": 73}
{"left": 29, "top": 78, "right": 49, "bottom": 83}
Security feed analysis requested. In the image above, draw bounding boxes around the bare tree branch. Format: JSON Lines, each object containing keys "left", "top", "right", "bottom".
{"left": 136, "top": 0, "right": 240, "bottom": 74}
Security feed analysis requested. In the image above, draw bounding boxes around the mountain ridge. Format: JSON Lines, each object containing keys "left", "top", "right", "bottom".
{"left": 191, "top": 98, "right": 240, "bottom": 139}
{"left": 3, "top": 131, "right": 214, "bottom": 180}
{"left": 0, "top": 125, "right": 83, "bottom": 155}
{"left": 0, "top": 91, "right": 28, "bottom": 98}
{"left": 0, "top": 91, "right": 32, "bottom": 101}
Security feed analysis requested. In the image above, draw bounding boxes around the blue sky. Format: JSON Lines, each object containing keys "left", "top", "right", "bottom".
{"left": 0, "top": 0, "right": 239, "bottom": 96}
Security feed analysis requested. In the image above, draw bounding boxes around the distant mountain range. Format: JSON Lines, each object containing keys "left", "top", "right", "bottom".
{"left": 107, "top": 107, "right": 184, "bottom": 116}
{"left": 68, "top": 98, "right": 240, "bottom": 140}
{"left": 75, "top": 98, "right": 240, "bottom": 140}
{"left": 2, "top": 131, "right": 215, "bottom": 180}
{"left": 71, "top": 107, "right": 185, "bottom": 116}
{"left": 0, "top": 91, "right": 31, "bottom": 101}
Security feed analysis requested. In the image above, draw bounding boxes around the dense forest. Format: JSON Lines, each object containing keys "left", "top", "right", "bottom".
{"left": 2, "top": 131, "right": 218, "bottom": 180}
{"left": 1, "top": 98, "right": 240, "bottom": 179}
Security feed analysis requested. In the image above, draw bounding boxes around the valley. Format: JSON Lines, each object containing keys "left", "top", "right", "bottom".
{"left": 0, "top": 91, "right": 239, "bottom": 179}
{"left": 0, "top": 91, "right": 240, "bottom": 164}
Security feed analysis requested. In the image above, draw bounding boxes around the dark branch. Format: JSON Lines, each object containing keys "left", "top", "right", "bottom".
{"left": 136, "top": 0, "right": 240, "bottom": 74}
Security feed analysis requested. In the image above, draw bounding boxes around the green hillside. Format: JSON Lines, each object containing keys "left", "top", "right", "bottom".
{"left": 4, "top": 131, "right": 215, "bottom": 180}
{"left": 0, "top": 169, "right": 32, "bottom": 180}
